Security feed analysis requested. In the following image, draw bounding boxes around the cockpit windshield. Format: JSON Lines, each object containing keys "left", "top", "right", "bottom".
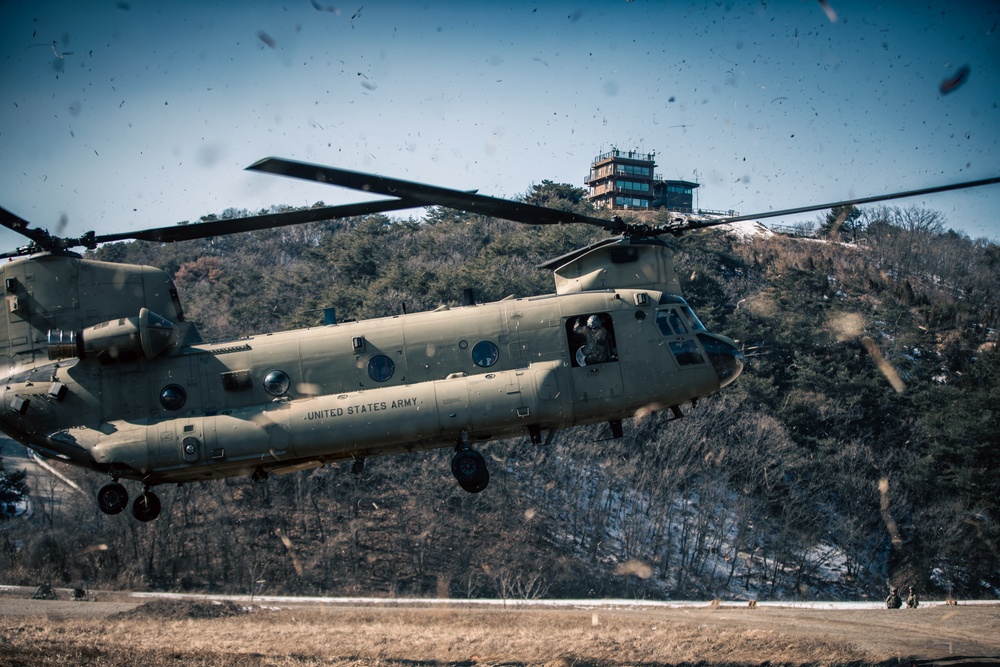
{"left": 681, "top": 305, "right": 706, "bottom": 332}
{"left": 656, "top": 296, "right": 706, "bottom": 334}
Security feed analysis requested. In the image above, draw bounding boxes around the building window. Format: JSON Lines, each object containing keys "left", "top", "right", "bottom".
{"left": 614, "top": 196, "right": 649, "bottom": 208}
{"left": 615, "top": 180, "right": 650, "bottom": 193}
{"left": 615, "top": 164, "right": 652, "bottom": 177}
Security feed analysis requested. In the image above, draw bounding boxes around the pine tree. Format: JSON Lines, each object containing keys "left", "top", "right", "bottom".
{"left": 0, "top": 455, "right": 28, "bottom": 518}
{"left": 819, "top": 205, "right": 862, "bottom": 242}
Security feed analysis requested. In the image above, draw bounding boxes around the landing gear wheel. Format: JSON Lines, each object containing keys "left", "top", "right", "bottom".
{"left": 96, "top": 482, "right": 129, "bottom": 515}
{"left": 351, "top": 456, "right": 365, "bottom": 475}
{"left": 451, "top": 448, "right": 489, "bottom": 494}
{"left": 132, "top": 491, "right": 161, "bottom": 522}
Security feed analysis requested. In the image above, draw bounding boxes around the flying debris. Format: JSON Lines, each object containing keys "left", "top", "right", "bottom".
{"left": 50, "top": 41, "right": 73, "bottom": 58}
{"left": 24, "top": 41, "right": 73, "bottom": 59}
{"left": 940, "top": 65, "right": 970, "bottom": 95}
{"left": 257, "top": 31, "right": 277, "bottom": 48}
{"left": 309, "top": 0, "right": 341, "bottom": 13}
{"left": 818, "top": 0, "right": 838, "bottom": 23}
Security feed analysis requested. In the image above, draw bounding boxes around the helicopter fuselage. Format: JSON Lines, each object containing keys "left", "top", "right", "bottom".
{"left": 0, "top": 239, "right": 742, "bottom": 518}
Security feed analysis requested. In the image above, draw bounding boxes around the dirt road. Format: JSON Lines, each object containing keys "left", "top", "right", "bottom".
{"left": 1, "top": 589, "right": 997, "bottom": 666}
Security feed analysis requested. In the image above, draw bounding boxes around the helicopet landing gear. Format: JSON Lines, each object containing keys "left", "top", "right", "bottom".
{"left": 451, "top": 434, "right": 489, "bottom": 493}
{"left": 96, "top": 481, "right": 129, "bottom": 515}
{"left": 96, "top": 480, "right": 161, "bottom": 521}
{"left": 132, "top": 488, "right": 161, "bottom": 522}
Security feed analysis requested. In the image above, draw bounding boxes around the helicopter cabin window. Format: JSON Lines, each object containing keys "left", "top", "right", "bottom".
{"left": 471, "top": 341, "right": 499, "bottom": 367}
{"left": 367, "top": 355, "right": 395, "bottom": 382}
{"left": 159, "top": 384, "right": 187, "bottom": 411}
{"left": 566, "top": 313, "right": 618, "bottom": 367}
{"left": 262, "top": 370, "right": 290, "bottom": 396}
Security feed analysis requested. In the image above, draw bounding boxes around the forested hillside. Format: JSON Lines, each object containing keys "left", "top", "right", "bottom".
{"left": 2, "top": 183, "right": 998, "bottom": 601}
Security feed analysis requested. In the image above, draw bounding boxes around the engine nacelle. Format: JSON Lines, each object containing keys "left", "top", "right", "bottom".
{"left": 48, "top": 308, "right": 179, "bottom": 363}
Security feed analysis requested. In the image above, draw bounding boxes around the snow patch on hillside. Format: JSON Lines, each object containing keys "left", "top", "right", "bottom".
{"left": 719, "top": 220, "right": 774, "bottom": 240}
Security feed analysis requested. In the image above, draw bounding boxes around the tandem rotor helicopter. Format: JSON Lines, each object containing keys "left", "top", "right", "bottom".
{"left": 1, "top": 158, "right": 997, "bottom": 521}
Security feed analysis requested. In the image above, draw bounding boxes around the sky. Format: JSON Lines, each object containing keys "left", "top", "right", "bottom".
{"left": 1, "top": 1, "right": 998, "bottom": 254}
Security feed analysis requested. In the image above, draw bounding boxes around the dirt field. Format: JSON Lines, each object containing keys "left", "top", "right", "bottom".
{"left": 1, "top": 590, "right": 997, "bottom": 666}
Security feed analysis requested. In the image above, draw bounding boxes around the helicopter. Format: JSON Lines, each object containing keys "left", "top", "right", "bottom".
{"left": 1, "top": 158, "right": 997, "bottom": 521}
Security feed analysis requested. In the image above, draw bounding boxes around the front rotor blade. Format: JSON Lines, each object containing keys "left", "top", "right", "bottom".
{"left": 93, "top": 197, "right": 423, "bottom": 245}
{"left": 1, "top": 206, "right": 56, "bottom": 250}
{"left": 677, "top": 176, "right": 1000, "bottom": 232}
{"left": 247, "top": 157, "right": 619, "bottom": 231}
{"left": 0, "top": 248, "right": 30, "bottom": 259}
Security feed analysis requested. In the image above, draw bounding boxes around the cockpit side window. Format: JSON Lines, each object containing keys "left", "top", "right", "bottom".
{"left": 669, "top": 339, "right": 706, "bottom": 366}
{"left": 566, "top": 313, "right": 618, "bottom": 367}
{"left": 656, "top": 309, "right": 687, "bottom": 336}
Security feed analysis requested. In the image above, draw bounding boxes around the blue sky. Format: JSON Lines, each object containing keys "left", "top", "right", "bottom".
{"left": 1, "top": 1, "right": 998, "bottom": 253}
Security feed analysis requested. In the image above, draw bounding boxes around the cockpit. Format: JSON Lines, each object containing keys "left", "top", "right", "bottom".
{"left": 656, "top": 296, "right": 743, "bottom": 388}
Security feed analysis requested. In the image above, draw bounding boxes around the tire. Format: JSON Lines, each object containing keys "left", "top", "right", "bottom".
{"left": 458, "top": 475, "right": 489, "bottom": 494}
{"left": 96, "top": 482, "right": 129, "bottom": 515}
{"left": 132, "top": 492, "right": 161, "bottom": 522}
{"left": 451, "top": 449, "right": 489, "bottom": 493}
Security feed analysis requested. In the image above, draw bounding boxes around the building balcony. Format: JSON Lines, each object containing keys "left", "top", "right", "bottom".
{"left": 590, "top": 148, "right": 656, "bottom": 165}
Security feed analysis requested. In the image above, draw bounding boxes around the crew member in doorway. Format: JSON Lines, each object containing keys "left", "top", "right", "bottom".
{"left": 574, "top": 315, "right": 612, "bottom": 366}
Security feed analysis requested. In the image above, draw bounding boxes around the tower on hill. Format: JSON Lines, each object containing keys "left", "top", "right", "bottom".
{"left": 585, "top": 148, "right": 699, "bottom": 212}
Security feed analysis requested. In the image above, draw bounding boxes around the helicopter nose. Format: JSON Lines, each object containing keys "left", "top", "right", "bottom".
{"left": 697, "top": 333, "right": 744, "bottom": 389}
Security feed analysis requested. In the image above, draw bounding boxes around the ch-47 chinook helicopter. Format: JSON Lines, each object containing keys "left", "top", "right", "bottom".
{"left": 1, "top": 158, "right": 998, "bottom": 522}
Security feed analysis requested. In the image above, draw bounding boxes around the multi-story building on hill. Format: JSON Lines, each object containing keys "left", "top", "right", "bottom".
{"left": 585, "top": 148, "right": 700, "bottom": 213}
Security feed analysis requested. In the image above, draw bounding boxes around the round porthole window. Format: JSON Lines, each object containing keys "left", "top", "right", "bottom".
{"left": 472, "top": 341, "right": 499, "bottom": 367}
{"left": 368, "top": 355, "right": 395, "bottom": 382}
{"left": 263, "top": 370, "right": 290, "bottom": 396}
{"left": 159, "top": 384, "right": 186, "bottom": 411}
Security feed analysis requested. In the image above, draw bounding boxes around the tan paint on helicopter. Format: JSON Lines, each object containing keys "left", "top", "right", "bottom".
{"left": 550, "top": 242, "right": 681, "bottom": 295}
{"left": 0, "top": 237, "right": 738, "bottom": 519}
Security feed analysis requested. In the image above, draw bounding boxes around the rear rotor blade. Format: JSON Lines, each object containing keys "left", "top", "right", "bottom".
{"left": 92, "top": 197, "right": 423, "bottom": 245}
{"left": 247, "top": 157, "right": 621, "bottom": 232}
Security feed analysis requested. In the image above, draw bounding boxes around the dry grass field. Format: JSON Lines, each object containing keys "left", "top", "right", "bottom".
{"left": 1, "top": 595, "right": 999, "bottom": 667}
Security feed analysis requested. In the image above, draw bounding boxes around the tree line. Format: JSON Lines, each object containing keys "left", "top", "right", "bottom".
{"left": 1, "top": 183, "right": 997, "bottom": 600}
